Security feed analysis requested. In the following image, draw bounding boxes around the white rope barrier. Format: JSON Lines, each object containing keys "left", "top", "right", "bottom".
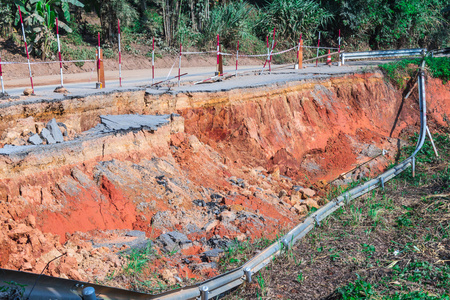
{"left": 302, "top": 45, "right": 339, "bottom": 50}
{"left": 181, "top": 51, "right": 216, "bottom": 55}
{"left": 219, "top": 46, "right": 298, "bottom": 57}
{"left": 0, "top": 59, "right": 95, "bottom": 65}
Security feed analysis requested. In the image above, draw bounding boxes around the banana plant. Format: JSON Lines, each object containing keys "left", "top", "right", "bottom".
{"left": 15, "top": 0, "right": 84, "bottom": 59}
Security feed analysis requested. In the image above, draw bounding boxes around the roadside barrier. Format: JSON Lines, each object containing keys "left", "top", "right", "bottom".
{"left": 341, "top": 48, "right": 426, "bottom": 65}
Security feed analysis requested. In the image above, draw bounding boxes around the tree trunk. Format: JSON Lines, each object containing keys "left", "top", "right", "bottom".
{"left": 190, "top": 0, "right": 196, "bottom": 30}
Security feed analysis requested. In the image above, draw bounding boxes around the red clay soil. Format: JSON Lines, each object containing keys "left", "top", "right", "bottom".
{"left": 0, "top": 72, "right": 448, "bottom": 288}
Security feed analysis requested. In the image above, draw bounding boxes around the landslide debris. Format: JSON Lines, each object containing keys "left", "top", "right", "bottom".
{"left": 1, "top": 72, "right": 448, "bottom": 293}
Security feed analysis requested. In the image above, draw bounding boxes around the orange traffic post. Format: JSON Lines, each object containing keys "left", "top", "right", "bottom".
{"left": 298, "top": 39, "right": 303, "bottom": 69}
{"left": 326, "top": 49, "right": 331, "bottom": 66}
{"left": 96, "top": 33, "right": 105, "bottom": 89}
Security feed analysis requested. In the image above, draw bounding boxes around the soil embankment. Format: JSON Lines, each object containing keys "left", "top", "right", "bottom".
{"left": 0, "top": 71, "right": 448, "bottom": 289}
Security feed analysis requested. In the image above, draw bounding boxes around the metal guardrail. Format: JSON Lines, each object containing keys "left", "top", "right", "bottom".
{"left": 0, "top": 60, "right": 429, "bottom": 300}
{"left": 430, "top": 47, "right": 450, "bottom": 57}
{"left": 341, "top": 48, "right": 426, "bottom": 65}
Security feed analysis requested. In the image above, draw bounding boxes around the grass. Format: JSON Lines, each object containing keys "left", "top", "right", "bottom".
{"left": 379, "top": 57, "right": 450, "bottom": 89}
{"left": 219, "top": 237, "right": 276, "bottom": 272}
{"left": 123, "top": 242, "right": 154, "bottom": 275}
{"left": 224, "top": 131, "right": 450, "bottom": 299}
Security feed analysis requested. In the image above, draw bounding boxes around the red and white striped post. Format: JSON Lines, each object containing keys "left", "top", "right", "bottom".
{"left": 216, "top": 34, "right": 220, "bottom": 75}
{"left": 178, "top": 43, "right": 182, "bottom": 87}
{"left": 316, "top": 32, "right": 321, "bottom": 67}
{"left": 152, "top": 37, "right": 155, "bottom": 85}
{"left": 98, "top": 32, "right": 101, "bottom": 70}
{"left": 235, "top": 40, "right": 239, "bottom": 77}
{"left": 118, "top": 19, "right": 122, "bottom": 87}
{"left": 55, "top": 17, "right": 64, "bottom": 87}
{"left": 259, "top": 35, "right": 270, "bottom": 74}
{"left": 0, "top": 52, "right": 4, "bottom": 94}
{"left": 338, "top": 29, "right": 342, "bottom": 66}
{"left": 18, "top": 6, "right": 34, "bottom": 94}
{"left": 269, "top": 28, "right": 276, "bottom": 72}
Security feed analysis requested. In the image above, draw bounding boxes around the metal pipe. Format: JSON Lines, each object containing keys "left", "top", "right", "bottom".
{"left": 200, "top": 286, "right": 209, "bottom": 300}
{"left": 82, "top": 287, "right": 96, "bottom": 300}
{"left": 244, "top": 267, "right": 252, "bottom": 283}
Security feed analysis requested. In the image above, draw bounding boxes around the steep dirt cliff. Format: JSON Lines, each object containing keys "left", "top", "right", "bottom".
{"left": 0, "top": 71, "right": 448, "bottom": 288}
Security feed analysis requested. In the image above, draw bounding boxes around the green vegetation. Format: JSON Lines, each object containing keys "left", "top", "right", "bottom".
{"left": 14, "top": 0, "right": 84, "bottom": 59}
{"left": 0, "top": 0, "right": 449, "bottom": 59}
{"left": 380, "top": 57, "right": 450, "bottom": 89}
{"left": 0, "top": 281, "right": 26, "bottom": 299}
{"left": 224, "top": 131, "right": 450, "bottom": 299}
{"left": 219, "top": 237, "right": 275, "bottom": 272}
{"left": 123, "top": 242, "right": 154, "bottom": 275}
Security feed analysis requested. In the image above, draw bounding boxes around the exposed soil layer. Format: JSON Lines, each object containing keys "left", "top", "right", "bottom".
{"left": 0, "top": 72, "right": 449, "bottom": 290}
{"left": 225, "top": 129, "right": 450, "bottom": 299}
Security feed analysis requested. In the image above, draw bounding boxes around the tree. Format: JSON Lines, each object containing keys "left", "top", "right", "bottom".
{"left": 15, "top": 0, "right": 84, "bottom": 59}
{"left": 82, "top": 0, "right": 138, "bottom": 43}
{"left": 257, "top": 0, "right": 333, "bottom": 45}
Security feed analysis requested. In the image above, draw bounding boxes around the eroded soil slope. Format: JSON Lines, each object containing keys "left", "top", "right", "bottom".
{"left": 0, "top": 72, "right": 448, "bottom": 290}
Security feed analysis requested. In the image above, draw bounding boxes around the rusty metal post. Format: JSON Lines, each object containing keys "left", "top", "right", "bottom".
{"left": 218, "top": 44, "right": 223, "bottom": 76}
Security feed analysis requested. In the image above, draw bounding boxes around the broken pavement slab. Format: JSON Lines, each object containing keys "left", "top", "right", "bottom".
{"left": 46, "top": 118, "right": 64, "bottom": 143}
{"left": 40, "top": 128, "right": 56, "bottom": 144}
{"left": 28, "top": 134, "right": 43, "bottom": 145}
{"left": 0, "top": 114, "right": 179, "bottom": 155}
{"left": 99, "top": 114, "right": 175, "bottom": 132}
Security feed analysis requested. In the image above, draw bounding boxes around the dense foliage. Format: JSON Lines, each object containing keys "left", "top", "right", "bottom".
{"left": 1, "top": 0, "right": 449, "bottom": 58}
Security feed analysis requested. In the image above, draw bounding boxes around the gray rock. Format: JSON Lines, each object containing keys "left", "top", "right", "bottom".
{"left": 40, "top": 128, "right": 56, "bottom": 144}
{"left": 202, "top": 248, "right": 224, "bottom": 258}
{"left": 292, "top": 185, "right": 304, "bottom": 191}
{"left": 46, "top": 118, "right": 64, "bottom": 143}
{"left": 191, "top": 262, "right": 218, "bottom": 271}
{"left": 210, "top": 193, "right": 224, "bottom": 201}
{"left": 28, "top": 134, "right": 43, "bottom": 145}
{"left": 158, "top": 233, "right": 179, "bottom": 251}
{"left": 126, "top": 230, "right": 146, "bottom": 238}
{"left": 167, "top": 231, "right": 191, "bottom": 244}
{"left": 186, "top": 223, "right": 201, "bottom": 234}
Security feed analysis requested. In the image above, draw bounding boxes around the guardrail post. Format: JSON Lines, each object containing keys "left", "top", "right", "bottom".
{"left": 244, "top": 267, "right": 252, "bottom": 283}
{"left": 82, "top": 287, "right": 96, "bottom": 300}
{"left": 341, "top": 53, "right": 345, "bottom": 65}
{"left": 412, "top": 156, "right": 416, "bottom": 178}
{"left": 380, "top": 176, "right": 385, "bottom": 190}
{"left": 200, "top": 286, "right": 209, "bottom": 300}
